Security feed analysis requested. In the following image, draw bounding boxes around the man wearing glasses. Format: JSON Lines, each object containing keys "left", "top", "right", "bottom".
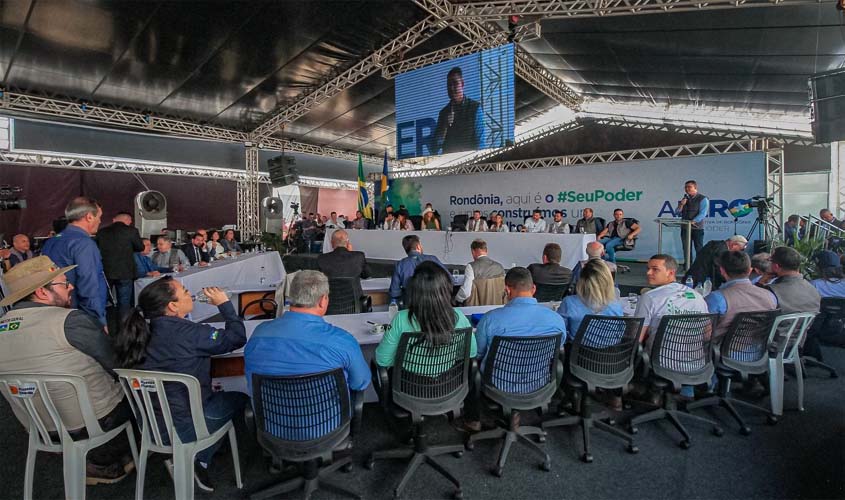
{"left": 0, "top": 256, "right": 133, "bottom": 484}
{"left": 684, "top": 234, "right": 748, "bottom": 290}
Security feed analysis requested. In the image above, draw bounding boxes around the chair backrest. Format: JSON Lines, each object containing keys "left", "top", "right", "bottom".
{"left": 820, "top": 297, "right": 845, "bottom": 319}
{"left": 114, "top": 369, "right": 208, "bottom": 451}
{"left": 409, "top": 215, "right": 423, "bottom": 230}
{"left": 326, "top": 277, "right": 362, "bottom": 315}
{"left": 774, "top": 312, "right": 817, "bottom": 361}
{"left": 451, "top": 214, "right": 468, "bottom": 231}
{"left": 717, "top": 309, "right": 780, "bottom": 374}
{"left": 650, "top": 313, "right": 719, "bottom": 389}
{"left": 251, "top": 369, "right": 351, "bottom": 462}
{"left": 465, "top": 275, "right": 506, "bottom": 306}
{"left": 814, "top": 297, "right": 845, "bottom": 346}
{"left": 570, "top": 315, "right": 644, "bottom": 392}
{"left": 0, "top": 373, "right": 104, "bottom": 447}
{"left": 481, "top": 334, "right": 562, "bottom": 409}
{"left": 534, "top": 282, "right": 569, "bottom": 302}
{"left": 239, "top": 298, "right": 278, "bottom": 320}
{"left": 392, "top": 328, "right": 473, "bottom": 418}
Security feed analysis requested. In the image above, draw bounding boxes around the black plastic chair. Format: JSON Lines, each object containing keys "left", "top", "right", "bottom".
{"left": 326, "top": 277, "right": 371, "bottom": 315}
{"left": 365, "top": 328, "right": 473, "bottom": 499}
{"left": 543, "top": 315, "right": 643, "bottom": 462}
{"left": 451, "top": 214, "right": 469, "bottom": 232}
{"left": 685, "top": 310, "right": 780, "bottom": 434}
{"left": 250, "top": 369, "right": 364, "bottom": 500}
{"left": 466, "top": 334, "right": 562, "bottom": 477}
{"left": 803, "top": 297, "right": 843, "bottom": 377}
{"left": 628, "top": 313, "right": 724, "bottom": 449}
{"left": 239, "top": 298, "right": 278, "bottom": 320}
{"left": 533, "top": 282, "right": 570, "bottom": 302}
{"left": 613, "top": 235, "right": 637, "bottom": 273}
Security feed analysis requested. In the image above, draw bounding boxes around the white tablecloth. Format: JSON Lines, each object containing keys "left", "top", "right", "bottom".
{"left": 135, "top": 252, "right": 285, "bottom": 321}
{"left": 324, "top": 229, "right": 594, "bottom": 269}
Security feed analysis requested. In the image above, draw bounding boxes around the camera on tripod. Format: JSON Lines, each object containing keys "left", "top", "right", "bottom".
{"left": 0, "top": 185, "right": 26, "bottom": 211}
{"left": 289, "top": 202, "right": 300, "bottom": 215}
{"left": 748, "top": 195, "right": 774, "bottom": 218}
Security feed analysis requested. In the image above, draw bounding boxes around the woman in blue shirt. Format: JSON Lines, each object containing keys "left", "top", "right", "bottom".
{"left": 114, "top": 276, "right": 247, "bottom": 492}
{"left": 557, "top": 259, "right": 624, "bottom": 343}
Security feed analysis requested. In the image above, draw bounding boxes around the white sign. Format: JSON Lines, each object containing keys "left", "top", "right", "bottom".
{"left": 394, "top": 152, "right": 766, "bottom": 260}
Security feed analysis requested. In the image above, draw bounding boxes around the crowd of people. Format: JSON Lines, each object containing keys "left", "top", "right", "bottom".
{"left": 0, "top": 192, "right": 843, "bottom": 493}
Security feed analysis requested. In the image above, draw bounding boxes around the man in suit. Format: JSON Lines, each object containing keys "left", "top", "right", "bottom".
{"left": 182, "top": 233, "right": 210, "bottom": 267}
{"left": 96, "top": 212, "right": 144, "bottom": 319}
{"left": 466, "top": 210, "right": 487, "bottom": 232}
{"left": 528, "top": 243, "right": 572, "bottom": 286}
{"left": 389, "top": 235, "right": 448, "bottom": 305}
{"left": 317, "top": 229, "right": 372, "bottom": 298}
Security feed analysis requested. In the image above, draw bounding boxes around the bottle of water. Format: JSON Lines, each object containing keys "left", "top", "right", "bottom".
{"left": 259, "top": 266, "right": 266, "bottom": 285}
{"left": 388, "top": 300, "right": 399, "bottom": 321}
{"left": 685, "top": 276, "right": 695, "bottom": 289}
{"left": 703, "top": 277, "right": 712, "bottom": 296}
{"left": 695, "top": 283, "right": 705, "bottom": 296}
{"left": 283, "top": 299, "right": 291, "bottom": 314}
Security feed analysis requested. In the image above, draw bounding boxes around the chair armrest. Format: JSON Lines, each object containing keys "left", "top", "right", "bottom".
{"left": 554, "top": 359, "right": 564, "bottom": 386}
{"left": 638, "top": 344, "right": 651, "bottom": 379}
{"left": 371, "top": 359, "right": 391, "bottom": 413}
{"left": 360, "top": 295, "right": 373, "bottom": 313}
{"left": 470, "top": 358, "right": 481, "bottom": 401}
{"left": 350, "top": 390, "right": 365, "bottom": 438}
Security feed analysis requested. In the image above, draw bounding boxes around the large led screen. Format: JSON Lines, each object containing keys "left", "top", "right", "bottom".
{"left": 395, "top": 44, "right": 515, "bottom": 159}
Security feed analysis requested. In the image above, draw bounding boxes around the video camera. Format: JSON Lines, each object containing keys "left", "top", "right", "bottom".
{"left": 289, "top": 202, "right": 300, "bottom": 215}
{"left": 0, "top": 185, "right": 26, "bottom": 211}
{"left": 748, "top": 195, "right": 774, "bottom": 209}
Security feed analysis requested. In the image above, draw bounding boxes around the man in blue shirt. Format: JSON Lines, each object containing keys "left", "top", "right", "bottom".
{"left": 244, "top": 270, "right": 370, "bottom": 395}
{"left": 41, "top": 196, "right": 109, "bottom": 328}
{"left": 389, "top": 235, "right": 448, "bottom": 304}
{"left": 134, "top": 238, "right": 172, "bottom": 278}
{"left": 705, "top": 251, "right": 777, "bottom": 339}
{"left": 676, "top": 180, "right": 709, "bottom": 262}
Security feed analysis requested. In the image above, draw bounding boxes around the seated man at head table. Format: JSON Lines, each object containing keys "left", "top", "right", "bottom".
{"left": 389, "top": 235, "right": 448, "bottom": 306}
{"left": 634, "top": 254, "right": 708, "bottom": 399}
{"left": 522, "top": 209, "right": 547, "bottom": 233}
{"left": 454, "top": 239, "right": 505, "bottom": 304}
{"left": 135, "top": 238, "right": 172, "bottom": 278}
{"left": 182, "top": 232, "right": 210, "bottom": 267}
{"left": 547, "top": 210, "right": 569, "bottom": 234}
{"left": 466, "top": 210, "right": 487, "bottom": 232}
{"left": 596, "top": 208, "right": 641, "bottom": 263}
{"left": 151, "top": 235, "right": 190, "bottom": 271}
{"left": 245, "top": 270, "right": 370, "bottom": 394}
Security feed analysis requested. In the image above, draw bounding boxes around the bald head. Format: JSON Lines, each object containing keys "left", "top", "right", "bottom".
{"left": 12, "top": 234, "right": 29, "bottom": 253}
{"left": 113, "top": 212, "right": 132, "bottom": 225}
{"left": 586, "top": 241, "right": 604, "bottom": 259}
{"left": 331, "top": 229, "right": 350, "bottom": 249}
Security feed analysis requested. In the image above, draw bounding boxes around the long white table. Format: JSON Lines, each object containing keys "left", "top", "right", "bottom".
{"left": 324, "top": 229, "right": 594, "bottom": 269}
{"left": 135, "top": 251, "right": 285, "bottom": 321}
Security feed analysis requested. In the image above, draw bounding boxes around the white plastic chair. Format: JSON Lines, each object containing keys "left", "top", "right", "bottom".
{"left": 114, "top": 369, "right": 243, "bottom": 500}
{"left": 0, "top": 373, "right": 139, "bottom": 500}
{"left": 767, "top": 312, "right": 816, "bottom": 416}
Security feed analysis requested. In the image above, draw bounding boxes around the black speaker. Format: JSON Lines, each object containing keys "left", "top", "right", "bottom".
{"left": 267, "top": 155, "right": 299, "bottom": 187}
{"left": 810, "top": 68, "right": 845, "bottom": 144}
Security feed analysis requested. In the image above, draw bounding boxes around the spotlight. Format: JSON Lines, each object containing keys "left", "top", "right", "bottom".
{"left": 507, "top": 15, "right": 519, "bottom": 42}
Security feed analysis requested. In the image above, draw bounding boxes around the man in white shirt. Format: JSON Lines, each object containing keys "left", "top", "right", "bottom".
{"left": 522, "top": 209, "right": 547, "bottom": 233}
{"left": 455, "top": 239, "right": 505, "bottom": 303}
{"left": 547, "top": 210, "right": 569, "bottom": 234}
{"left": 635, "top": 254, "right": 707, "bottom": 351}
{"left": 466, "top": 210, "right": 486, "bottom": 232}
{"left": 326, "top": 211, "right": 343, "bottom": 229}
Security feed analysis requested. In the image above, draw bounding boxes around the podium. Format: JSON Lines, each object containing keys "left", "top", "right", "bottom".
{"left": 654, "top": 218, "right": 693, "bottom": 271}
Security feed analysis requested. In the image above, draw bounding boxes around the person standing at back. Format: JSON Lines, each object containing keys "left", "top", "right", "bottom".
{"left": 42, "top": 196, "right": 109, "bottom": 328}
{"left": 97, "top": 212, "right": 144, "bottom": 320}
{"left": 676, "top": 180, "right": 709, "bottom": 262}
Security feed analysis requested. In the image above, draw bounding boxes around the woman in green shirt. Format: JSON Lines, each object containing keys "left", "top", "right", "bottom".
{"left": 376, "top": 261, "right": 476, "bottom": 372}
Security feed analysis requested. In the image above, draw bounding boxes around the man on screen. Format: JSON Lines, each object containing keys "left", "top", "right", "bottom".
{"left": 431, "top": 67, "right": 485, "bottom": 155}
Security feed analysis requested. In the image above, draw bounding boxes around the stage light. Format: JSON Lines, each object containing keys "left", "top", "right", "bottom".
{"left": 507, "top": 15, "right": 519, "bottom": 42}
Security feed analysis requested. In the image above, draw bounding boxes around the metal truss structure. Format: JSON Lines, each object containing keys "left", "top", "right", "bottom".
{"left": 250, "top": 15, "right": 450, "bottom": 140}
{"left": 413, "top": 0, "right": 584, "bottom": 110}
{"left": 381, "top": 22, "right": 540, "bottom": 79}
{"left": 834, "top": 143, "right": 845, "bottom": 219}
{"left": 587, "top": 115, "right": 816, "bottom": 145}
{"left": 450, "top": 0, "right": 827, "bottom": 20}
{"left": 371, "top": 138, "right": 774, "bottom": 179}
{"left": 765, "top": 144, "right": 785, "bottom": 230}
{"left": 237, "top": 147, "right": 261, "bottom": 240}
{"left": 296, "top": 176, "right": 359, "bottom": 191}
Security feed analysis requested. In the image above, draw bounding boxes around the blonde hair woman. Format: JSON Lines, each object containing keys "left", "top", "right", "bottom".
{"left": 557, "top": 259, "right": 623, "bottom": 341}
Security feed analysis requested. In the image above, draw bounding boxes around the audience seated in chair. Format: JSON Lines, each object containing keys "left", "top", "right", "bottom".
{"left": 684, "top": 235, "right": 748, "bottom": 289}
{"left": 596, "top": 208, "right": 640, "bottom": 263}
{"left": 317, "top": 229, "right": 372, "bottom": 299}
{"left": 572, "top": 241, "right": 616, "bottom": 284}
{"left": 455, "top": 239, "right": 505, "bottom": 305}
{"left": 389, "top": 235, "right": 448, "bottom": 306}
{"left": 7, "top": 233, "right": 34, "bottom": 268}
{"left": 528, "top": 242, "right": 572, "bottom": 289}
{"left": 705, "top": 250, "right": 778, "bottom": 339}
{"left": 558, "top": 259, "right": 623, "bottom": 340}
{"left": 377, "top": 261, "right": 476, "bottom": 371}
{"left": 811, "top": 250, "right": 845, "bottom": 298}
{"left": 0, "top": 256, "right": 134, "bottom": 485}
{"left": 114, "top": 276, "right": 248, "bottom": 492}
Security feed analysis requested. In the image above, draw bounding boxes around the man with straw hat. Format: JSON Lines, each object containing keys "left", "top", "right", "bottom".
{"left": 0, "top": 256, "right": 134, "bottom": 484}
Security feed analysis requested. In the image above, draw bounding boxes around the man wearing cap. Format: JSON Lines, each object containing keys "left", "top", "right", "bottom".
{"left": 41, "top": 196, "right": 109, "bottom": 327}
{"left": 0, "top": 256, "right": 133, "bottom": 484}
{"left": 685, "top": 234, "right": 748, "bottom": 290}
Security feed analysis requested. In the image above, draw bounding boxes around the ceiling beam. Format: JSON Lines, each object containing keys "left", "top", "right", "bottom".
{"left": 250, "top": 15, "right": 449, "bottom": 140}
{"left": 450, "top": 0, "right": 828, "bottom": 19}
{"left": 413, "top": 0, "right": 584, "bottom": 111}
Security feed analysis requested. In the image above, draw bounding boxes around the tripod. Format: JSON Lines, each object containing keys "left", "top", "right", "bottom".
{"left": 283, "top": 208, "right": 300, "bottom": 256}
{"left": 746, "top": 209, "right": 781, "bottom": 243}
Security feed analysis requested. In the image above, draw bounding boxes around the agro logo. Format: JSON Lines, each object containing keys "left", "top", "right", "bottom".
{"left": 658, "top": 198, "right": 753, "bottom": 218}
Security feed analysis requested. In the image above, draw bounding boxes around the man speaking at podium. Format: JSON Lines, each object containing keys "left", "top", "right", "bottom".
{"left": 676, "top": 180, "right": 709, "bottom": 262}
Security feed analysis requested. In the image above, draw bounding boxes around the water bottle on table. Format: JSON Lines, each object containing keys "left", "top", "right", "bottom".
{"left": 702, "top": 277, "right": 712, "bottom": 296}
{"left": 388, "top": 300, "right": 399, "bottom": 321}
{"left": 685, "top": 276, "right": 694, "bottom": 289}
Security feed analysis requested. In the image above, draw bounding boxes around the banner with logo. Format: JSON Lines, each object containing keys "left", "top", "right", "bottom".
{"left": 389, "top": 152, "right": 767, "bottom": 260}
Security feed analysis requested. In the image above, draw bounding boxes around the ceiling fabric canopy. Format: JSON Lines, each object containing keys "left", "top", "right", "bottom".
{"left": 0, "top": 0, "right": 840, "bottom": 165}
